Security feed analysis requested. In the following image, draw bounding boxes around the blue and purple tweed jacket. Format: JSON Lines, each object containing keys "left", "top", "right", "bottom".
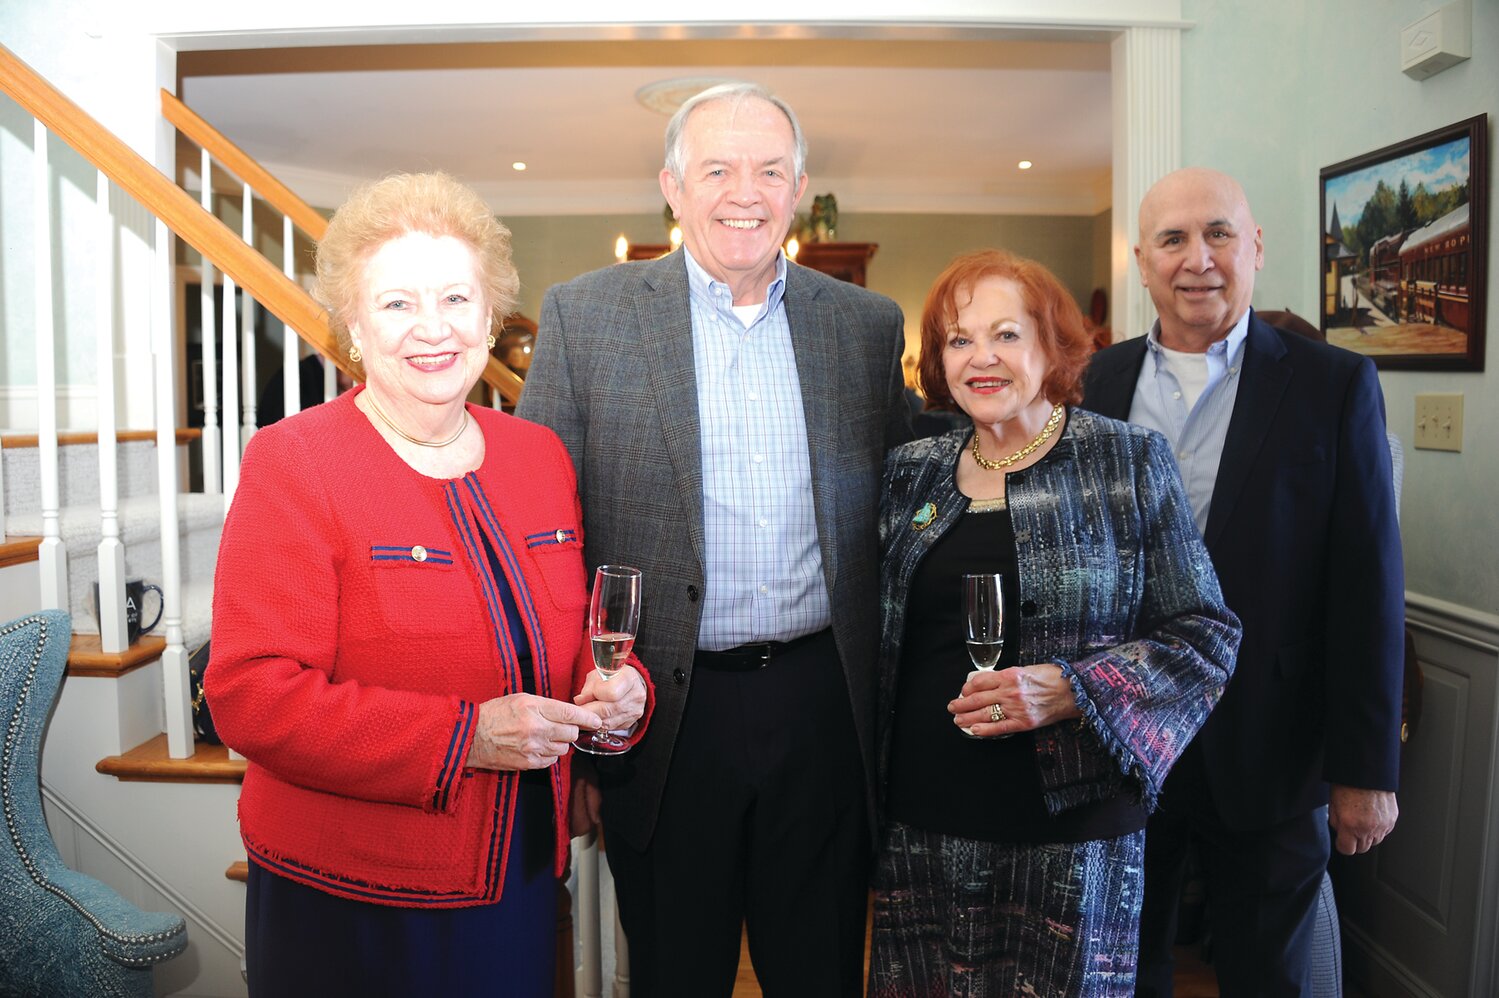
{"left": 877, "top": 407, "right": 1241, "bottom": 819}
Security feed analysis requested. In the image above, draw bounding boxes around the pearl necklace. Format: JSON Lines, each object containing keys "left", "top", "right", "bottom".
{"left": 971, "top": 403, "right": 1065, "bottom": 471}
{"left": 365, "top": 393, "right": 470, "bottom": 448}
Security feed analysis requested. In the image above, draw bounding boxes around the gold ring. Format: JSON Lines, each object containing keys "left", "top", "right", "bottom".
{"left": 989, "top": 703, "right": 1005, "bottom": 723}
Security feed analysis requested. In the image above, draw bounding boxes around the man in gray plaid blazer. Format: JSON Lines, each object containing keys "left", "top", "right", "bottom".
{"left": 516, "top": 83, "right": 911, "bottom": 996}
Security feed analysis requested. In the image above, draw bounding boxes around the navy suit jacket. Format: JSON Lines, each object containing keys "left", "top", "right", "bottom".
{"left": 1081, "top": 311, "right": 1404, "bottom": 830}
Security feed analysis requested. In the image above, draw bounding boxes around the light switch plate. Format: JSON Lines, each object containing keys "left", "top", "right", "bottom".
{"left": 1414, "top": 393, "right": 1463, "bottom": 451}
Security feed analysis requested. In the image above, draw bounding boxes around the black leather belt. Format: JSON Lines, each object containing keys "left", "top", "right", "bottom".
{"left": 693, "top": 629, "right": 830, "bottom": 672}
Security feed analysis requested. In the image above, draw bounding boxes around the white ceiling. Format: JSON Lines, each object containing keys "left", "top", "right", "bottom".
{"left": 179, "top": 38, "right": 1112, "bottom": 217}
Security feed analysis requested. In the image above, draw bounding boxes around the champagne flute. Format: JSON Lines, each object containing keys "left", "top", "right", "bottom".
{"left": 573, "top": 565, "right": 642, "bottom": 755}
{"left": 960, "top": 573, "right": 1004, "bottom": 735}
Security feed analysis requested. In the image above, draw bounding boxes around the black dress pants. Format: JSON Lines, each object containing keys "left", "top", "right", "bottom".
{"left": 605, "top": 631, "right": 870, "bottom": 998}
{"left": 1135, "top": 745, "right": 1331, "bottom": 998}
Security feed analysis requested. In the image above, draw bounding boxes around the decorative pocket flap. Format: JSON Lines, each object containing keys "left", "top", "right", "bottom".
{"left": 371, "top": 544, "right": 454, "bottom": 566}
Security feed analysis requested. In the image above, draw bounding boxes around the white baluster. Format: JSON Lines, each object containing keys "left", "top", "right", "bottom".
{"left": 33, "top": 120, "right": 68, "bottom": 611}
{"left": 153, "top": 219, "right": 192, "bottom": 759}
{"left": 221, "top": 271, "right": 241, "bottom": 504}
{"left": 240, "top": 183, "right": 258, "bottom": 442}
{"left": 0, "top": 436, "right": 8, "bottom": 541}
{"left": 323, "top": 354, "right": 337, "bottom": 404}
{"left": 94, "top": 171, "right": 128, "bottom": 653}
{"left": 282, "top": 213, "right": 300, "bottom": 421}
{"left": 574, "top": 830, "right": 603, "bottom": 998}
{"left": 614, "top": 899, "right": 630, "bottom": 998}
{"left": 199, "top": 148, "right": 221, "bottom": 495}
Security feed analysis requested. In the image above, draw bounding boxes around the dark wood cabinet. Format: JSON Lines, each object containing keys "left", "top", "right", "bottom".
{"left": 792, "top": 242, "right": 878, "bottom": 287}
{"left": 623, "top": 242, "right": 879, "bottom": 287}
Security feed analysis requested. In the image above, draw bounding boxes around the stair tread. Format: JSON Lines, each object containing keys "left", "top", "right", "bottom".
{"left": 0, "top": 534, "right": 42, "bottom": 568}
{"left": 5, "top": 492, "right": 226, "bottom": 539}
{"left": 96, "top": 733, "right": 245, "bottom": 784}
{"left": 68, "top": 633, "right": 166, "bottom": 677}
{"left": 0, "top": 428, "right": 202, "bottom": 448}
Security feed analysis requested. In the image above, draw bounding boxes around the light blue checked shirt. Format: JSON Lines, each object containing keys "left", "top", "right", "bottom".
{"left": 1127, "top": 310, "right": 1251, "bottom": 534}
{"left": 683, "top": 247, "right": 830, "bottom": 651}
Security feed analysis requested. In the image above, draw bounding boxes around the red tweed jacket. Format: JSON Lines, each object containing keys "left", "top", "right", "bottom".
{"left": 207, "top": 389, "right": 652, "bottom": 906}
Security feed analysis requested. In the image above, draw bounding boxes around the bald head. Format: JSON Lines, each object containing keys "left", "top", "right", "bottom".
{"left": 1135, "top": 167, "right": 1264, "bottom": 350}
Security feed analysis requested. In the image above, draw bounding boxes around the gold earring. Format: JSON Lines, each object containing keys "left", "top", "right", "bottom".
{"left": 486, "top": 334, "right": 496, "bottom": 349}
{"left": 349, "top": 344, "right": 363, "bottom": 364}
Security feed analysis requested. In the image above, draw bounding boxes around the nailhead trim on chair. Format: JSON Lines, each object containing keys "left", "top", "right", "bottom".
{"left": 2, "top": 614, "right": 189, "bottom": 965}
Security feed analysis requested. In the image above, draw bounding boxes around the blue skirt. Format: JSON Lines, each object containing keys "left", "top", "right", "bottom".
{"left": 246, "top": 779, "right": 557, "bottom": 997}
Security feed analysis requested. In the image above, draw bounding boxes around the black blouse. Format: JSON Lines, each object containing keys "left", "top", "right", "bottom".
{"left": 886, "top": 500, "right": 1147, "bottom": 843}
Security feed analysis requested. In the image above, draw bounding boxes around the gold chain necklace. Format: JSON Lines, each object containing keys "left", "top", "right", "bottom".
{"left": 970, "top": 403, "right": 1065, "bottom": 471}
{"left": 365, "top": 393, "right": 470, "bottom": 448}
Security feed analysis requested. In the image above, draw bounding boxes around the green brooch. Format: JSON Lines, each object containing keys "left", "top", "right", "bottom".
{"left": 912, "top": 502, "right": 938, "bottom": 531}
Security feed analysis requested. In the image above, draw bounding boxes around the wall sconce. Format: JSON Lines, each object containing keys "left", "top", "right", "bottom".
{"left": 669, "top": 225, "right": 683, "bottom": 249}
{"left": 784, "top": 236, "right": 800, "bottom": 261}
{"left": 615, "top": 234, "right": 629, "bottom": 263}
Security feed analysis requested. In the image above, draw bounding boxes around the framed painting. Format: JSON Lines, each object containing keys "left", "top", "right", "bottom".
{"left": 1319, "top": 114, "right": 1487, "bottom": 370}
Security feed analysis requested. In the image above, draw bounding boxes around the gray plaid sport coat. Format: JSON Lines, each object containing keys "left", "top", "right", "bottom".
{"left": 515, "top": 249, "right": 912, "bottom": 850}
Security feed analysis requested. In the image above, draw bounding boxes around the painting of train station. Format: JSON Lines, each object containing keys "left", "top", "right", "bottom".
{"left": 1320, "top": 115, "right": 1486, "bottom": 370}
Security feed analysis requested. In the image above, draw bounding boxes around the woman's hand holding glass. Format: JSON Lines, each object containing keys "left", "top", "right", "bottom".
{"left": 573, "top": 660, "right": 647, "bottom": 742}
{"left": 573, "top": 566, "right": 644, "bottom": 755}
{"left": 950, "top": 662, "right": 1082, "bottom": 737}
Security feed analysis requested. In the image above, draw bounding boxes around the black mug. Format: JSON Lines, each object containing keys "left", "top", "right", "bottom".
{"left": 93, "top": 578, "right": 165, "bottom": 645}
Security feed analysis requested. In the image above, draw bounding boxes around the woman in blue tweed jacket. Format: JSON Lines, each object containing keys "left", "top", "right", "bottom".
{"left": 870, "top": 250, "right": 1241, "bottom": 998}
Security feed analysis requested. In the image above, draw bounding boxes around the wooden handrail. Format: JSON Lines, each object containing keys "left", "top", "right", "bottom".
{"left": 0, "top": 44, "right": 524, "bottom": 405}
{"left": 161, "top": 88, "right": 328, "bottom": 241}
{"left": 161, "top": 86, "right": 524, "bottom": 405}
{"left": 0, "top": 43, "right": 354, "bottom": 384}
{"left": 486, "top": 356, "right": 526, "bottom": 401}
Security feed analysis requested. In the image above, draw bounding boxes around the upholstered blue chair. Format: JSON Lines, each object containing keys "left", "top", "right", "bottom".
{"left": 1, "top": 611, "right": 188, "bottom": 997}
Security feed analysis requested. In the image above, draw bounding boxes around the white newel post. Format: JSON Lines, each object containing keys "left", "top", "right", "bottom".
{"left": 153, "top": 218, "right": 193, "bottom": 758}
{"left": 33, "top": 120, "right": 68, "bottom": 611}
{"left": 240, "top": 184, "right": 258, "bottom": 443}
{"left": 95, "top": 170, "right": 129, "bottom": 654}
{"left": 282, "top": 214, "right": 300, "bottom": 421}
{"left": 221, "top": 271, "right": 241, "bottom": 504}
{"left": 1110, "top": 26, "right": 1181, "bottom": 341}
{"left": 199, "top": 147, "right": 222, "bottom": 496}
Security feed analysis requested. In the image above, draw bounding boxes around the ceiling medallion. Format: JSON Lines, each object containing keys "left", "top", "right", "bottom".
{"left": 635, "top": 77, "right": 747, "bottom": 115}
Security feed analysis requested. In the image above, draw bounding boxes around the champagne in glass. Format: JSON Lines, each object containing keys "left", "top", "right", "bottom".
{"left": 591, "top": 630, "right": 635, "bottom": 678}
{"left": 963, "top": 573, "right": 1004, "bottom": 672}
{"left": 574, "top": 565, "right": 642, "bottom": 755}
{"left": 960, "top": 573, "right": 1004, "bottom": 736}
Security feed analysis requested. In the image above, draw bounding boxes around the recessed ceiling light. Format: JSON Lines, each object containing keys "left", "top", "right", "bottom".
{"left": 1018, "top": 160, "right": 1033, "bottom": 170}
{"left": 512, "top": 162, "right": 527, "bottom": 172}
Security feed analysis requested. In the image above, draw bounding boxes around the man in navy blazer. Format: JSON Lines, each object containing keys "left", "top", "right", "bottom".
{"left": 1081, "top": 168, "right": 1403, "bottom": 996}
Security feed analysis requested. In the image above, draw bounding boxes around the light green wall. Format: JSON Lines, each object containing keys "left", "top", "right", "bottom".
{"left": 504, "top": 212, "right": 1104, "bottom": 360}
{"left": 1181, "top": 0, "right": 1498, "bottom": 614}
{"left": 503, "top": 214, "right": 665, "bottom": 322}
{"left": 1091, "top": 208, "right": 1113, "bottom": 331}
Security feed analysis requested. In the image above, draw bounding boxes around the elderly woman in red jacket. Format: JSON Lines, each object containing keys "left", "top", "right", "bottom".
{"left": 207, "top": 172, "right": 652, "bottom": 997}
